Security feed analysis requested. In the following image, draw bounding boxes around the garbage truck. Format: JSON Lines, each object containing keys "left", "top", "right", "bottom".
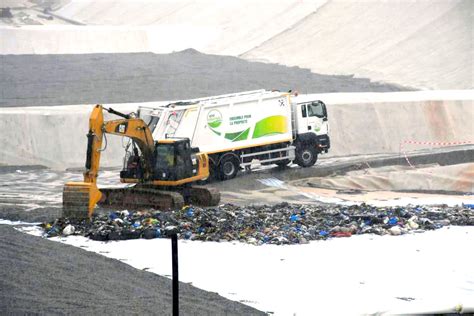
{"left": 138, "top": 90, "right": 330, "bottom": 180}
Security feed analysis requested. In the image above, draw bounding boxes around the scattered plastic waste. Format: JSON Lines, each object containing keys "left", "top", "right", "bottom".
{"left": 62, "top": 224, "right": 75, "bottom": 236}
{"left": 389, "top": 226, "right": 402, "bottom": 236}
{"left": 290, "top": 214, "right": 299, "bottom": 222}
{"left": 388, "top": 217, "right": 398, "bottom": 226}
{"left": 39, "top": 203, "right": 474, "bottom": 245}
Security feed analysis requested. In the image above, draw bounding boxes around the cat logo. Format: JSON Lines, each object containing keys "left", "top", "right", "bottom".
{"left": 118, "top": 124, "right": 126, "bottom": 133}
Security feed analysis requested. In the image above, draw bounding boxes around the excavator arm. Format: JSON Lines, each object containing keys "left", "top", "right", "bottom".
{"left": 63, "top": 104, "right": 156, "bottom": 218}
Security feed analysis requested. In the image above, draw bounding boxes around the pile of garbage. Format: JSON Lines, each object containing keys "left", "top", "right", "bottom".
{"left": 41, "top": 203, "right": 474, "bottom": 245}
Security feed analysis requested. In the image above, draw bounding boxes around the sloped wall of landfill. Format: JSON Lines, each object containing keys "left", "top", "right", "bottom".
{"left": 0, "top": 0, "right": 319, "bottom": 55}
{"left": 323, "top": 93, "right": 474, "bottom": 157}
{"left": 1, "top": 0, "right": 471, "bottom": 89}
{"left": 242, "top": 0, "right": 473, "bottom": 90}
{"left": 305, "top": 163, "right": 474, "bottom": 193}
{"left": 1, "top": 91, "right": 472, "bottom": 169}
{"left": 0, "top": 26, "right": 150, "bottom": 54}
{"left": 0, "top": 104, "right": 138, "bottom": 169}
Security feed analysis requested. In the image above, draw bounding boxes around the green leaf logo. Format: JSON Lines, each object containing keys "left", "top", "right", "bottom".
{"left": 207, "top": 110, "right": 222, "bottom": 129}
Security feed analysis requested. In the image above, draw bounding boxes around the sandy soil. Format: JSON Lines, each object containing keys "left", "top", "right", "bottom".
{"left": 0, "top": 51, "right": 406, "bottom": 108}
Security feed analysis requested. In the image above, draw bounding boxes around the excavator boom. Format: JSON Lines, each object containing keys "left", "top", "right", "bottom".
{"left": 63, "top": 105, "right": 107, "bottom": 218}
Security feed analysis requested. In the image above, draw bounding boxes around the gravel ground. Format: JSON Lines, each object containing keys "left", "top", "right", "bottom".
{"left": 0, "top": 50, "right": 409, "bottom": 107}
{"left": 0, "top": 225, "right": 265, "bottom": 315}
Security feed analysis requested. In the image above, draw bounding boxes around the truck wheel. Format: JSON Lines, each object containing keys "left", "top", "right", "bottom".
{"left": 218, "top": 156, "right": 239, "bottom": 180}
{"left": 295, "top": 146, "right": 317, "bottom": 167}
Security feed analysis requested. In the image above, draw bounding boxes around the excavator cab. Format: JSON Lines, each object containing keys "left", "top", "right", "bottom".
{"left": 120, "top": 138, "right": 201, "bottom": 182}
{"left": 153, "top": 139, "right": 196, "bottom": 181}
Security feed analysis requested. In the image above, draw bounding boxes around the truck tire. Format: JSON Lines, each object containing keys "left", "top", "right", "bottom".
{"left": 295, "top": 146, "right": 317, "bottom": 168}
{"left": 218, "top": 155, "right": 239, "bottom": 180}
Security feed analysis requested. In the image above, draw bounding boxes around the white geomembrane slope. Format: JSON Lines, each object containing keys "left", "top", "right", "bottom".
{"left": 2, "top": 0, "right": 471, "bottom": 89}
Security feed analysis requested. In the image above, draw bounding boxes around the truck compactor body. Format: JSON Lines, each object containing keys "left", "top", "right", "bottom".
{"left": 138, "top": 90, "right": 330, "bottom": 180}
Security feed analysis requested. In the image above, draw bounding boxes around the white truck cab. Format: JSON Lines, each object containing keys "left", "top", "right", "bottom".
{"left": 293, "top": 98, "right": 330, "bottom": 153}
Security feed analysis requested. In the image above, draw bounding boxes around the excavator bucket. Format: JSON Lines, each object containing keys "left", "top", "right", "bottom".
{"left": 62, "top": 182, "right": 102, "bottom": 218}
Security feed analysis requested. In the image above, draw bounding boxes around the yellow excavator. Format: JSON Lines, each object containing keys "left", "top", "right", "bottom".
{"left": 63, "top": 105, "right": 220, "bottom": 218}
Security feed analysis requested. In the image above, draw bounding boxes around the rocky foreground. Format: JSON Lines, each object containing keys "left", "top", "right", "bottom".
{"left": 41, "top": 203, "right": 474, "bottom": 245}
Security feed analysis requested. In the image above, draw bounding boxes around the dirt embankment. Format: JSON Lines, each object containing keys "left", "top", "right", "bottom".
{"left": 0, "top": 51, "right": 407, "bottom": 108}
{"left": 0, "top": 225, "right": 265, "bottom": 315}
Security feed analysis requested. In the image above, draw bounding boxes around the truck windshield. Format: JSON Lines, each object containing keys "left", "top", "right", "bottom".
{"left": 155, "top": 144, "right": 175, "bottom": 168}
{"left": 307, "top": 101, "right": 326, "bottom": 118}
{"left": 138, "top": 108, "right": 163, "bottom": 133}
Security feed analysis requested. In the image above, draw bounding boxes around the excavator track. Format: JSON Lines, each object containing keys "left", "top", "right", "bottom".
{"left": 182, "top": 185, "right": 221, "bottom": 207}
{"left": 98, "top": 186, "right": 185, "bottom": 210}
{"left": 97, "top": 185, "right": 220, "bottom": 211}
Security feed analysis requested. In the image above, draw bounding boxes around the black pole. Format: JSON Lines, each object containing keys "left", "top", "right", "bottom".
{"left": 171, "top": 233, "right": 179, "bottom": 316}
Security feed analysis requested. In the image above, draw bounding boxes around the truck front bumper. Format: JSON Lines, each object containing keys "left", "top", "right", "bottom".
{"left": 316, "top": 135, "right": 330, "bottom": 153}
